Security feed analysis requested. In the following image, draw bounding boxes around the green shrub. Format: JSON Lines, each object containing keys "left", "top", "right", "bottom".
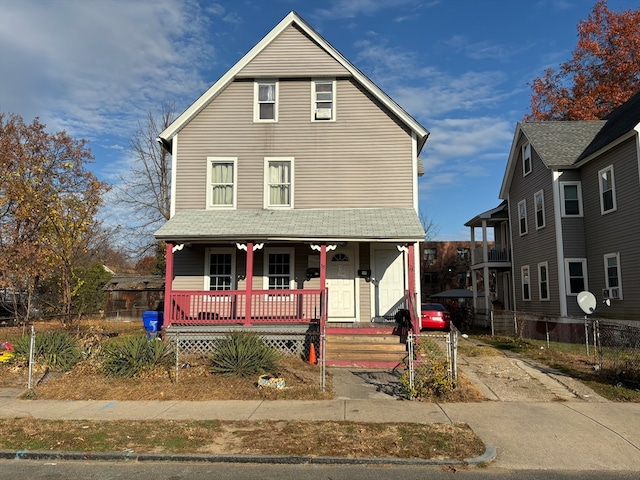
{"left": 12, "top": 331, "right": 80, "bottom": 371}
{"left": 400, "top": 359, "right": 456, "bottom": 400}
{"left": 210, "top": 332, "right": 280, "bottom": 377}
{"left": 101, "top": 335, "right": 172, "bottom": 378}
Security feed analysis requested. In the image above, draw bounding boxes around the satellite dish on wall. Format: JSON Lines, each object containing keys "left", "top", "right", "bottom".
{"left": 577, "top": 291, "right": 597, "bottom": 314}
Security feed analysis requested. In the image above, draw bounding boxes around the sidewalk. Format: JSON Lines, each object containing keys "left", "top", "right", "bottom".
{"left": 1, "top": 383, "right": 639, "bottom": 470}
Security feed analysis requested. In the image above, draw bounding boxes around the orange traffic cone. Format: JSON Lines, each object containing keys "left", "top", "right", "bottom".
{"left": 308, "top": 343, "right": 317, "bottom": 364}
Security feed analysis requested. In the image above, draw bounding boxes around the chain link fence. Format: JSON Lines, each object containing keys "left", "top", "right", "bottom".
{"left": 492, "top": 310, "right": 640, "bottom": 386}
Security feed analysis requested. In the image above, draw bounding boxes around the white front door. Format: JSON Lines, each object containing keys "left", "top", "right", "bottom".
{"left": 373, "top": 248, "right": 405, "bottom": 318}
{"left": 327, "top": 249, "right": 356, "bottom": 321}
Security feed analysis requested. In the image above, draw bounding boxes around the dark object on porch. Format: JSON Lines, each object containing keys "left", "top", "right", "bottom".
{"left": 394, "top": 309, "right": 412, "bottom": 329}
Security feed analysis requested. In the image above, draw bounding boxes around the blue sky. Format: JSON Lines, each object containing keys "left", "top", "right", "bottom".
{"left": 1, "top": 0, "right": 637, "bottom": 242}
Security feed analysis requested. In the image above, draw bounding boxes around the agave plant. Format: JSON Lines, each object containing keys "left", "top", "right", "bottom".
{"left": 210, "top": 332, "right": 280, "bottom": 377}
{"left": 101, "top": 334, "right": 172, "bottom": 378}
{"left": 12, "top": 331, "right": 80, "bottom": 371}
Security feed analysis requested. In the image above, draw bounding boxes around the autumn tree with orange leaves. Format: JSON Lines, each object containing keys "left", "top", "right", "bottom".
{"left": 0, "top": 113, "right": 109, "bottom": 324}
{"left": 527, "top": 0, "right": 640, "bottom": 121}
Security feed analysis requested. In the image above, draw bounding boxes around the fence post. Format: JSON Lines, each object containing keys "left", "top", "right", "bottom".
{"left": 320, "top": 326, "right": 326, "bottom": 392}
{"left": 174, "top": 332, "right": 180, "bottom": 385}
{"left": 595, "top": 320, "right": 603, "bottom": 374}
{"left": 584, "top": 318, "right": 590, "bottom": 356}
{"left": 27, "top": 325, "right": 35, "bottom": 390}
{"left": 407, "top": 333, "right": 414, "bottom": 399}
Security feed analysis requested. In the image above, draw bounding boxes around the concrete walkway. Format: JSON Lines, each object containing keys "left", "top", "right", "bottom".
{"left": 1, "top": 375, "right": 639, "bottom": 470}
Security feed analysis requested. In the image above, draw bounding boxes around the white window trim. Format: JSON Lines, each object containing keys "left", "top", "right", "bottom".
{"left": 521, "top": 265, "right": 531, "bottom": 301}
{"left": 522, "top": 143, "right": 532, "bottom": 176}
{"left": 560, "top": 181, "right": 584, "bottom": 217}
{"left": 206, "top": 157, "right": 237, "bottom": 209}
{"left": 264, "top": 157, "right": 294, "bottom": 209}
{"left": 564, "top": 258, "right": 588, "bottom": 296}
{"left": 204, "top": 247, "right": 236, "bottom": 290}
{"left": 538, "top": 261, "right": 550, "bottom": 301}
{"left": 263, "top": 247, "right": 296, "bottom": 292}
{"left": 598, "top": 165, "right": 617, "bottom": 215}
{"left": 518, "top": 199, "right": 528, "bottom": 236}
{"left": 254, "top": 80, "right": 278, "bottom": 122}
{"left": 603, "top": 252, "right": 623, "bottom": 300}
{"left": 534, "top": 190, "right": 545, "bottom": 230}
{"left": 311, "top": 79, "right": 336, "bottom": 122}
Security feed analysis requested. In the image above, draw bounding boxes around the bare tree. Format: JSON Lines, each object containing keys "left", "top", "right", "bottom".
{"left": 115, "top": 103, "right": 175, "bottom": 253}
{"left": 419, "top": 210, "right": 440, "bottom": 241}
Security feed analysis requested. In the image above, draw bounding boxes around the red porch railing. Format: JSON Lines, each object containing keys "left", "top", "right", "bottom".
{"left": 166, "top": 289, "right": 327, "bottom": 328}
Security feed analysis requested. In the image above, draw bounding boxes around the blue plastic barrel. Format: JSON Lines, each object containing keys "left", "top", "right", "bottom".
{"left": 142, "top": 311, "right": 164, "bottom": 333}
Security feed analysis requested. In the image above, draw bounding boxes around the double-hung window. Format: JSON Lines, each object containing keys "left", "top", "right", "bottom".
{"left": 521, "top": 265, "right": 531, "bottom": 301}
{"left": 603, "top": 253, "right": 622, "bottom": 299}
{"left": 312, "top": 80, "right": 335, "bottom": 121}
{"left": 534, "top": 190, "right": 545, "bottom": 229}
{"left": 518, "top": 200, "right": 528, "bottom": 235}
{"left": 598, "top": 166, "right": 617, "bottom": 214}
{"left": 565, "top": 259, "right": 587, "bottom": 295}
{"left": 206, "top": 249, "right": 235, "bottom": 290}
{"left": 255, "top": 81, "right": 278, "bottom": 121}
{"left": 538, "top": 262, "right": 549, "bottom": 301}
{"left": 560, "top": 182, "right": 583, "bottom": 216}
{"left": 423, "top": 247, "right": 437, "bottom": 263}
{"left": 264, "top": 248, "right": 294, "bottom": 291}
{"left": 264, "top": 157, "right": 293, "bottom": 208}
{"left": 522, "top": 143, "right": 532, "bottom": 176}
{"left": 207, "top": 157, "right": 237, "bottom": 208}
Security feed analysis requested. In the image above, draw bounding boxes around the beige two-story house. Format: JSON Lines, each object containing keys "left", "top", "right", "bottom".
{"left": 154, "top": 11, "right": 429, "bottom": 337}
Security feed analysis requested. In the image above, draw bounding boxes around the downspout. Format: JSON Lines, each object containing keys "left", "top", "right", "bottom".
{"left": 552, "top": 171, "right": 568, "bottom": 316}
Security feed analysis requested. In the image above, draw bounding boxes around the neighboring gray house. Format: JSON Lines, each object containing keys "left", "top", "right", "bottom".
{"left": 154, "top": 11, "right": 428, "bottom": 334}
{"left": 468, "top": 91, "right": 640, "bottom": 320}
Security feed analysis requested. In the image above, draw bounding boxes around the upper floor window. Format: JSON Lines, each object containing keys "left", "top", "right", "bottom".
{"left": 538, "top": 262, "right": 549, "bottom": 301}
{"left": 457, "top": 248, "right": 470, "bottom": 262}
{"left": 264, "top": 248, "right": 294, "bottom": 290}
{"left": 598, "top": 166, "right": 617, "bottom": 214}
{"left": 312, "top": 80, "right": 335, "bottom": 121}
{"left": 264, "top": 157, "right": 293, "bottom": 208}
{"left": 534, "top": 190, "right": 545, "bottom": 229}
{"left": 254, "top": 81, "right": 278, "bottom": 122}
{"left": 423, "top": 247, "right": 437, "bottom": 263}
{"left": 518, "top": 199, "right": 528, "bottom": 236}
{"left": 207, "top": 157, "right": 237, "bottom": 209}
{"left": 522, "top": 143, "right": 532, "bottom": 176}
{"left": 206, "top": 249, "right": 235, "bottom": 290}
{"left": 565, "top": 258, "right": 587, "bottom": 295}
{"left": 521, "top": 265, "right": 531, "bottom": 301}
{"left": 560, "top": 182, "right": 583, "bottom": 217}
{"left": 603, "top": 253, "right": 622, "bottom": 300}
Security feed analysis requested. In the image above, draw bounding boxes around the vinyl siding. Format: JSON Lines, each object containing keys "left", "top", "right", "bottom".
{"left": 580, "top": 138, "right": 640, "bottom": 319}
{"left": 175, "top": 77, "right": 414, "bottom": 211}
{"left": 509, "top": 133, "right": 560, "bottom": 314}
{"left": 239, "top": 25, "right": 349, "bottom": 78}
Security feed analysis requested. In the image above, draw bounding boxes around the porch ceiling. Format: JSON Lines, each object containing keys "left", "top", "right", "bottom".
{"left": 154, "top": 208, "right": 425, "bottom": 243}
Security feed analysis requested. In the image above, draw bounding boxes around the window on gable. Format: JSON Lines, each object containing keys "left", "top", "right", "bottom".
{"left": 206, "top": 250, "right": 235, "bottom": 290}
{"left": 207, "top": 157, "right": 237, "bottom": 208}
{"left": 534, "top": 190, "right": 545, "bottom": 229}
{"left": 598, "top": 166, "right": 617, "bottom": 214}
{"left": 522, "top": 143, "right": 532, "bottom": 176}
{"left": 518, "top": 199, "right": 528, "bottom": 235}
{"left": 603, "top": 253, "right": 622, "bottom": 299}
{"left": 565, "top": 259, "right": 587, "bottom": 295}
{"left": 264, "top": 249, "right": 294, "bottom": 290}
{"left": 521, "top": 265, "right": 531, "bottom": 301}
{"left": 538, "top": 262, "right": 549, "bottom": 301}
{"left": 560, "top": 182, "right": 583, "bottom": 217}
{"left": 255, "top": 81, "right": 278, "bottom": 121}
{"left": 312, "top": 80, "right": 335, "bottom": 121}
{"left": 264, "top": 157, "right": 293, "bottom": 208}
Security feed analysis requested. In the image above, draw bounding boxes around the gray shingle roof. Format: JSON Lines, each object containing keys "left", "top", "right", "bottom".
{"left": 520, "top": 121, "right": 606, "bottom": 167}
{"left": 154, "top": 208, "right": 425, "bottom": 242}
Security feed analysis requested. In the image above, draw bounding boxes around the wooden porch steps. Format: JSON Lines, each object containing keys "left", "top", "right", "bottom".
{"left": 324, "top": 332, "right": 408, "bottom": 368}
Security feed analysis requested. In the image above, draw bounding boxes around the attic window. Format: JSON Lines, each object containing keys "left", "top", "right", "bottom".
{"left": 312, "top": 80, "right": 335, "bottom": 121}
{"left": 522, "top": 143, "right": 531, "bottom": 176}
{"left": 255, "top": 81, "right": 278, "bottom": 122}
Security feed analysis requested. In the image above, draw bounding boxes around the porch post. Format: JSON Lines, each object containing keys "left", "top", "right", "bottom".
{"left": 244, "top": 241, "right": 254, "bottom": 327}
{"left": 407, "top": 243, "right": 418, "bottom": 332}
{"left": 163, "top": 242, "right": 174, "bottom": 325}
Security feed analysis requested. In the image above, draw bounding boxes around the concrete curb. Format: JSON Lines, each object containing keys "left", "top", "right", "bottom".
{"left": 0, "top": 444, "right": 496, "bottom": 466}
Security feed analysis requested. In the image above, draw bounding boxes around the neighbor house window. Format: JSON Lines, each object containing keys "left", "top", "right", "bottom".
{"left": 457, "top": 248, "right": 470, "bottom": 262}
{"left": 264, "top": 248, "right": 294, "bottom": 290}
{"left": 598, "top": 166, "right": 617, "bottom": 214}
{"left": 603, "top": 253, "right": 622, "bottom": 299}
{"left": 538, "top": 262, "right": 549, "bottom": 301}
{"left": 565, "top": 259, "right": 587, "bottom": 295}
{"left": 560, "top": 182, "right": 583, "bottom": 216}
{"left": 518, "top": 200, "right": 528, "bottom": 235}
{"left": 254, "top": 80, "right": 278, "bottom": 121}
{"left": 205, "top": 249, "right": 235, "bottom": 290}
{"left": 207, "top": 157, "right": 237, "bottom": 208}
{"left": 534, "top": 190, "right": 545, "bottom": 229}
{"left": 521, "top": 265, "right": 531, "bottom": 301}
{"left": 264, "top": 157, "right": 293, "bottom": 208}
{"left": 522, "top": 143, "right": 532, "bottom": 176}
{"left": 423, "top": 247, "right": 437, "bottom": 263}
{"left": 312, "top": 80, "right": 335, "bottom": 121}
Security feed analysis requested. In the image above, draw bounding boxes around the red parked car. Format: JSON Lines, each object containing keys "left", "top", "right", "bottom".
{"left": 420, "top": 303, "right": 451, "bottom": 331}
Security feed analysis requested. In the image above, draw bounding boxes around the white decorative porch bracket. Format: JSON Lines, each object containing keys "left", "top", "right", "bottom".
{"left": 236, "top": 243, "right": 264, "bottom": 251}
{"left": 396, "top": 245, "right": 408, "bottom": 253}
{"left": 172, "top": 244, "right": 185, "bottom": 254}
{"left": 311, "top": 244, "right": 337, "bottom": 252}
